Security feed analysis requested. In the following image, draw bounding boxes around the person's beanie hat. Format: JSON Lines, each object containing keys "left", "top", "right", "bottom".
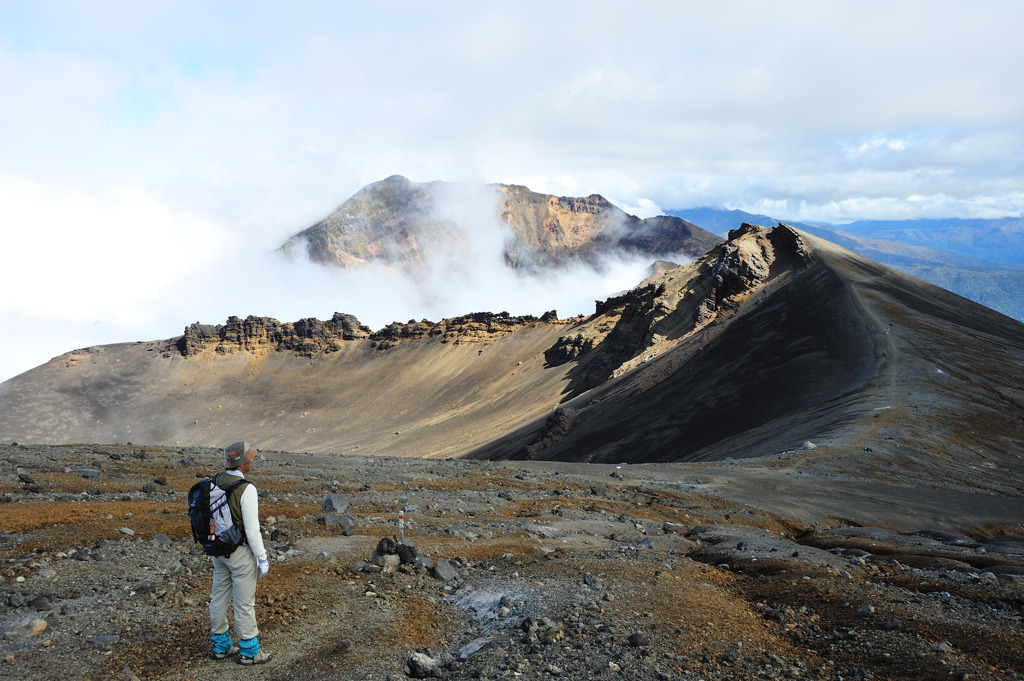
{"left": 224, "top": 441, "right": 252, "bottom": 469}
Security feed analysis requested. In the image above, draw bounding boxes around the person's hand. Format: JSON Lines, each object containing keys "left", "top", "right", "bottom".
{"left": 258, "top": 558, "right": 269, "bottom": 578}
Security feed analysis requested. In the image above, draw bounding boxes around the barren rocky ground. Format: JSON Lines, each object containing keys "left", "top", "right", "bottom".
{"left": 2, "top": 443, "right": 1023, "bottom": 681}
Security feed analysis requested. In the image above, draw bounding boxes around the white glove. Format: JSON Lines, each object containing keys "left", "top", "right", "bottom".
{"left": 258, "top": 558, "right": 269, "bottom": 578}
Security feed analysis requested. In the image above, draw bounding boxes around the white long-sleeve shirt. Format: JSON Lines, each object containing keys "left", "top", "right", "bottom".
{"left": 221, "top": 469, "right": 268, "bottom": 562}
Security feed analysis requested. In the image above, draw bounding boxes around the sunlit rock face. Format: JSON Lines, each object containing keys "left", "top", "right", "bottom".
{"left": 278, "top": 175, "right": 722, "bottom": 272}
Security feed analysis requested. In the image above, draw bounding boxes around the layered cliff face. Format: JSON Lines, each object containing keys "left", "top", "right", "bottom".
{"left": 179, "top": 312, "right": 371, "bottom": 358}
{"left": 497, "top": 186, "right": 624, "bottom": 267}
{"left": 180, "top": 310, "right": 570, "bottom": 357}
{"left": 367, "top": 310, "right": 565, "bottom": 350}
{"left": 280, "top": 175, "right": 721, "bottom": 272}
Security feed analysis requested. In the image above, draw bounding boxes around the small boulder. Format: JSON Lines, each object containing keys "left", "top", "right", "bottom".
{"left": 371, "top": 551, "right": 401, "bottom": 569}
{"left": 322, "top": 494, "right": 350, "bottom": 515}
{"left": 627, "top": 632, "right": 651, "bottom": 647}
{"left": 89, "top": 634, "right": 120, "bottom": 647}
{"left": 433, "top": 558, "right": 459, "bottom": 582}
{"left": 404, "top": 651, "right": 437, "bottom": 678}
{"left": 397, "top": 542, "right": 418, "bottom": 565}
{"left": 325, "top": 513, "right": 356, "bottom": 536}
{"left": 4, "top": 616, "right": 47, "bottom": 638}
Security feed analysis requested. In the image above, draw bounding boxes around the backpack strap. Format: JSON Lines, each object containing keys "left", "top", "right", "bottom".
{"left": 213, "top": 473, "right": 248, "bottom": 494}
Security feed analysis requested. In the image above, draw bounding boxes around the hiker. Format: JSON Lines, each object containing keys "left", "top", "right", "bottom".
{"left": 208, "top": 440, "right": 273, "bottom": 665}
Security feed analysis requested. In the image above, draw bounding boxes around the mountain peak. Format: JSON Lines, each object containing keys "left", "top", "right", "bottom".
{"left": 280, "top": 176, "right": 721, "bottom": 272}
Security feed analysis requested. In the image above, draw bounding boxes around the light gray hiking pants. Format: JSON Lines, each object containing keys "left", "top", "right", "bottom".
{"left": 209, "top": 544, "right": 259, "bottom": 642}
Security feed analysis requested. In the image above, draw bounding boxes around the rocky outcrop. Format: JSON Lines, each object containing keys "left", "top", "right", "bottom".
{"left": 179, "top": 310, "right": 569, "bottom": 357}
{"left": 178, "top": 312, "right": 371, "bottom": 357}
{"left": 695, "top": 223, "right": 773, "bottom": 325}
{"left": 524, "top": 407, "right": 576, "bottom": 459}
{"left": 370, "top": 310, "right": 562, "bottom": 350}
{"left": 544, "top": 284, "right": 664, "bottom": 368}
{"left": 695, "top": 223, "right": 808, "bottom": 325}
{"left": 543, "top": 224, "right": 811, "bottom": 394}
{"left": 543, "top": 333, "right": 596, "bottom": 366}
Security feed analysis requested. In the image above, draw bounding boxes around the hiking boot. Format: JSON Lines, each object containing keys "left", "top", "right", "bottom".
{"left": 236, "top": 650, "right": 273, "bottom": 665}
{"left": 210, "top": 644, "right": 239, "bottom": 660}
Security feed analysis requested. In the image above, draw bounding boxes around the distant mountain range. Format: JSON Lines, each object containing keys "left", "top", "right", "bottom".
{"left": 669, "top": 208, "right": 1024, "bottom": 322}
{"left": 279, "top": 175, "right": 721, "bottom": 273}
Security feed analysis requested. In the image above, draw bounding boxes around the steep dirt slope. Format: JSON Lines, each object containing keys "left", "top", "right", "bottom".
{"left": 0, "top": 317, "right": 577, "bottom": 457}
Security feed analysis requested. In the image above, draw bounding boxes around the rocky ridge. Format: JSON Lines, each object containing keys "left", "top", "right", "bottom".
{"left": 180, "top": 313, "right": 371, "bottom": 358}
{"left": 540, "top": 223, "right": 802, "bottom": 392}
{"left": 179, "top": 310, "right": 575, "bottom": 357}
{"left": 367, "top": 311, "right": 568, "bottom": 351}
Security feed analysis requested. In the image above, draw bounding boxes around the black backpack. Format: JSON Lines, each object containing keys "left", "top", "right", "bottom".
{"left": 187, "top": 475, "right": 247, "bottom": 556}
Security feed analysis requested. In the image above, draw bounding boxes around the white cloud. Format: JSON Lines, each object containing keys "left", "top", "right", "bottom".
{"left": 616, "top": 198, "right": 664, "bottom": 219}
{"left": 0, "top": 175, "right": 229, "bottom": 322}
{"left": 845, "top": 135, "right": 911, "bottom": 159}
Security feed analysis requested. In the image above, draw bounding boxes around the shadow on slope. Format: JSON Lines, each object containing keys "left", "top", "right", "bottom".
{"left": 470, "top": 251, "right": 878, "bottom": 463}
{"left": 469, "top": 226, "right": 1024, "bottom": 465}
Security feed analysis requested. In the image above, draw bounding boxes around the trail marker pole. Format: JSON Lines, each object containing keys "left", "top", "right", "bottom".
{"left": 398, "top": 509, "right": 405, "bottom": 543}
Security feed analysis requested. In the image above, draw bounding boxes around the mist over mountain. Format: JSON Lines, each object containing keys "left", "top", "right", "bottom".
{"left": 280, "top": 175, "right": 721, "bottom": 274}
{"left": 671, "top": 207, "right": 1024, "bottom": 322}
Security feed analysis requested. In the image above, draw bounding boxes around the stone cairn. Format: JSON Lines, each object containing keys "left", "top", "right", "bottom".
{"left": 321, "top": 494, "right": 460, "bottom": 583}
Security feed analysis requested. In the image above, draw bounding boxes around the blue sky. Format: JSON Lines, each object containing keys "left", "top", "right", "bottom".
{"left": 1, "top": 1, "right": 1023, "bottom": 383}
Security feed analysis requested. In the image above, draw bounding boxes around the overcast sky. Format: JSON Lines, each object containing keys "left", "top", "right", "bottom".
{"left": 2, "top": 1, "right": 1023, "bottom": 384}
